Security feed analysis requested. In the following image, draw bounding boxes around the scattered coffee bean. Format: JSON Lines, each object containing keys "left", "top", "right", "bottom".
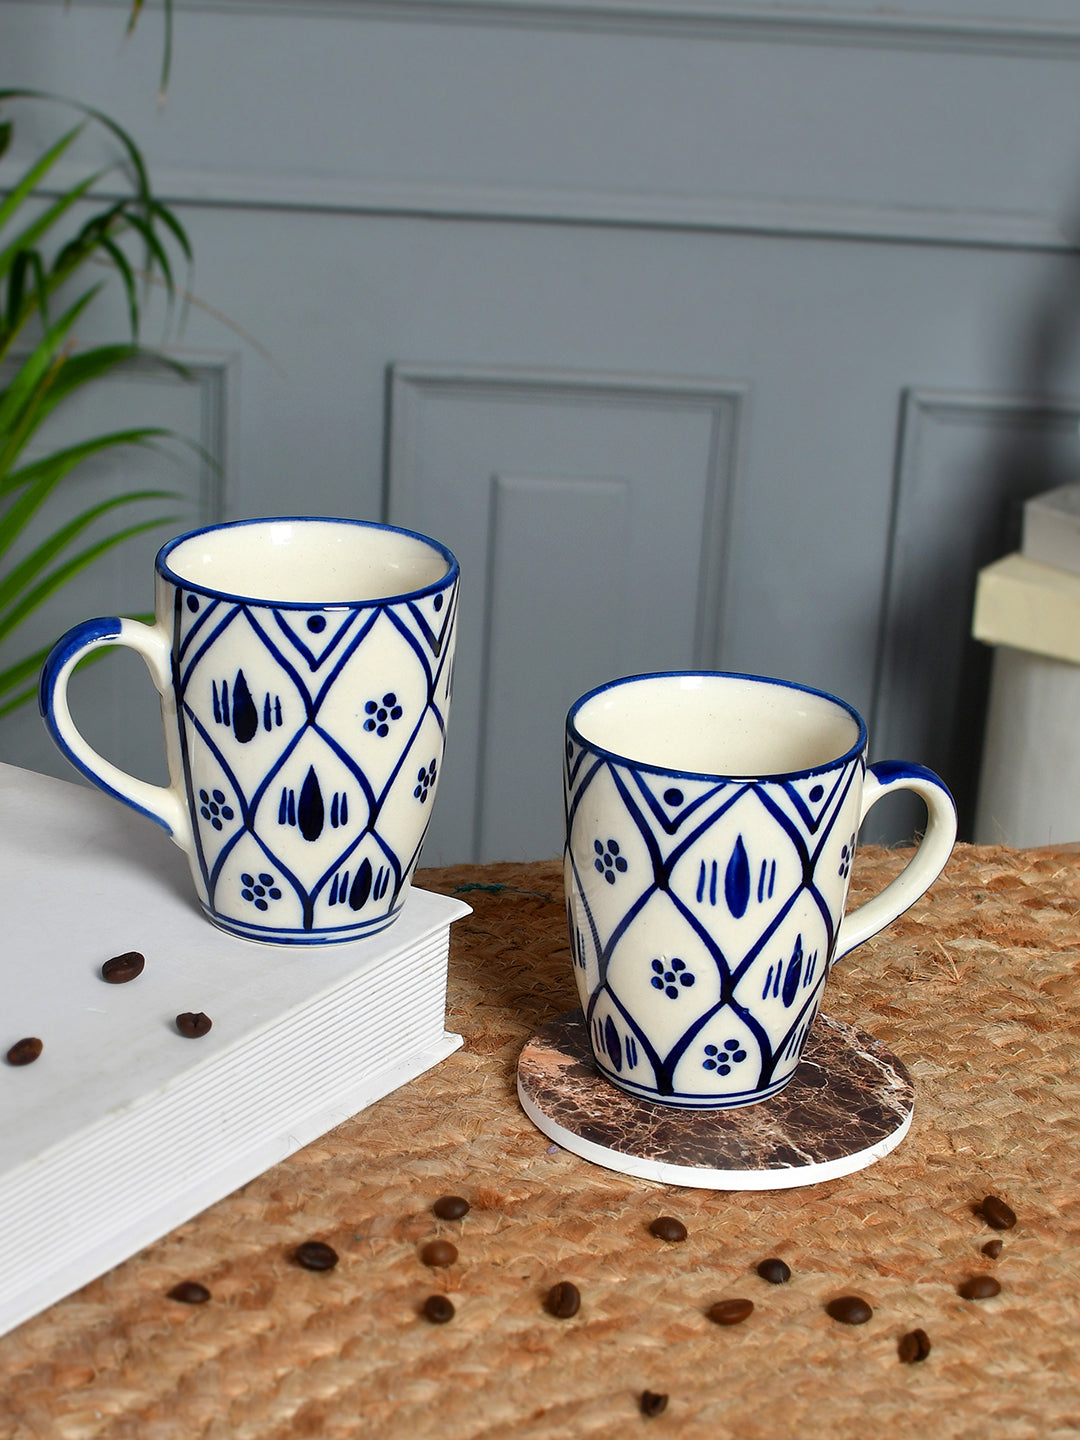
{"left": 979, "top": 1195, "right": 1017, "bottom": 1231}
{"left": 421, "top": 1240, "right": 458, "bottom": 1268}
{"left": 982, "top": 1239, "right": 1003, "bottom": 1259}
{"left": 294, "top": 1240, "right": 339, "bottom": 1272}
{"left": 756, "top": 1257, "right": 791, "bottom": 1285}
{"left": 175, "top": 1011, "right": 212, "bottom": 1038}
{"left": 898, "top": 1328, "right": 931, "bottom": 1364}
{"left": 168, "top": 1280, "right": 211, "bottom": 1304}
{"left": 706, "top": 1298, "right": 754, "bottom": 1326}
{"left": 640, "top": 1391, "right": 669, "bottom": 1418}
{"left": 5, "top": 1037, "right": 42, "bottom": 1066}
{"left": 432, "top": 1195, "right": 470, "bottom": 1220}
{"left": 101, "top": 951, "right": 145, "bottom": 983}
{"left": 958, "top": 1275, "right": 1000, "bottom": 1301}
{"left": 825, "top": 1296, "right": 873, "bottom": 1325}
{"left": 545, "top": 1281, "right": 581, "bottom": 1319}
{"left": 649, "top": 1216, "right": 687, "bottom": 1243}
{"left": 422, "top": 1294, "right": 455, "bottom": 1324}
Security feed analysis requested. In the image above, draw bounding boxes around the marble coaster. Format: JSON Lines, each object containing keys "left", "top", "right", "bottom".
{"left": 516, "top": 1009, "right": 914, "bottom": 1191}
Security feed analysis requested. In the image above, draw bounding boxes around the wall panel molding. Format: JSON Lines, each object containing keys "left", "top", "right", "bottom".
{"left": 124, "top": 353, "right": 232, "bottom": 524}
{"left": 5, "top": 0, "right": 1077, "bottom": 252}
{"left": 63, "top": 0, "right": 1080, "bottom": 60}
{"left": 2, "top": 350, "right": 232, "bottom": 522}
{"left": 384, "top": 361, "right": 744, "bottom": 860}
{"left": 11, "top": 167, "right": 1061, "bottom": 254}
{"left": 386, "top": 361, "right": 744, "bottom": 667}
{"left": 872, "top": 386, "right": 1080, "bottom": 836}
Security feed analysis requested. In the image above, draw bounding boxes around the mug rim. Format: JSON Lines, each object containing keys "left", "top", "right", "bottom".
{"left": 156, "top": 515, "right": 459, "bottom": 606}
{"left": 566, "top": 669, "right": 868, "bottom": 783}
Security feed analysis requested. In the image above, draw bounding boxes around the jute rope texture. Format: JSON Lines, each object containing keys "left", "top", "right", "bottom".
{"left": 1, "top": 844, "right": 1077, "bottom": 1440}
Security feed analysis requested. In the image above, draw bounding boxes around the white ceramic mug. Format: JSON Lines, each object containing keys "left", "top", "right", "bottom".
{"left": 40, "top": 517, "right": 459, "bottom": 945}
{"left": 564, "top": 671, "right": 956, "bottom": 1108}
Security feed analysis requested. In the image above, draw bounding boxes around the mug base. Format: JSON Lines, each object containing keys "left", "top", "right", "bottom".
{"left": 516, "top": 1008, "right": 914, "bottom": 1191}
{"left": 591, "top": 1063, "right": 794, "bottom": 1110}
{"left": 201, "top": 905, "right": 404, "bottom": 947}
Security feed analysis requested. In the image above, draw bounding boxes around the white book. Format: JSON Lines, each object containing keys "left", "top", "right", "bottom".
{"left": 0, "top": 762, "right": 469, "bottom": 1339}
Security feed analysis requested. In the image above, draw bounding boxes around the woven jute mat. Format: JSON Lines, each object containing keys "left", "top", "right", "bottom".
{"left": 1, "top": 845, "right": 1078, "bottom": 1440}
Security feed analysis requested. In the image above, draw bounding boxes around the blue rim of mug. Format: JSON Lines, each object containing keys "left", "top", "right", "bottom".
{"left": 156, "top": 515, "right": 459, "bottom": 606}
{"left": 566, "top": 670, "right": 868, "bottom": 783}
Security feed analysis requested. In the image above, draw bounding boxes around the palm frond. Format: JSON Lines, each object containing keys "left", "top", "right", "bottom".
{"left": 0, "top": 84, "right": 198, "bottom": 713}
{"left": 1, "top": 425, "right": 171, "bottom": 497}
{"left": 0, "top": 487, "right": 176, "bottom": 614}
{"left": 0, "top": 515, "right": 179, "bottom": 649}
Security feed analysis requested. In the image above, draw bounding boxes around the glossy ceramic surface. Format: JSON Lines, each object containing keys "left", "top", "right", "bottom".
{"left": 40, "top": 518, "right": 459, "bottom": 944}
{"left": 564, "top": 672, "right": 956, "bottom": 1108}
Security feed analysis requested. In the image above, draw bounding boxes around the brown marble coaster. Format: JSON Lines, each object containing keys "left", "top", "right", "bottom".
{"left": 516, "top": 1010, "right": 914, "bottom": 1191}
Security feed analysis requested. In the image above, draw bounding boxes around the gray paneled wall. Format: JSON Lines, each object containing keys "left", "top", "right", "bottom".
{"left": 3, "top": 0, "right": 1080, "bottom": 860}
{"left": 386, "top": 365, "right": 741, "bottom": 859}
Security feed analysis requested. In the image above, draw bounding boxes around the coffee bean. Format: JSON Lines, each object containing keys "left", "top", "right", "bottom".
{"left": 5, "top": 1037, "right": 42, "bottom": 1066}
{"left": 102, "top": 951, "right": 145, "bottom": 983}
{"left": 175, "top": 1012, "right": 212, "bottom": 1038}
{"left": 545, "top": 1281, "right": 581, "bottom": 1319}
{"left": 640, "top": 1391, "right": 669, "bottom": 1418}
{"left": 982, "top": 1239, "right": 1003, "bottom": 1259}
{"left": 168, "top": 1280, "right": 211, "bottom": 1304}
{"left": 649, "top": 1216, "right": 687, "bottom": 1243}
{"left": 825, "top": 1296, "right": 873, "bottom": 1325}
{"left": 756, "top": 1257, "right": 791, "bottom": 1285}
{"left": 958, "top": 1275, "right": 1000, "bottom": 1300}
{"left": 979, "top": 1195, "right": 1017, "bottom": 1231}
{"left": 294, "top": 1240, "right": 339, "bottom": 1272}
{"left": 421, "top": 1240, "right": 458, "bottom": 1268}
{"left": 897, "top": 1328, "right": 931, "bottom": 1364}
{"left": 706, "top": 1298, "right": 754, "bottom": 1326}
{"left": 432, "top": 1195, "right": 470, "bottom": 1220}
{"left": 422, "top": 1294, "right": 455, "bottom": 1324}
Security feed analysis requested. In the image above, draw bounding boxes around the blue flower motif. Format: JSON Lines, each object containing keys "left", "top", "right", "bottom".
{"left": 702, "top": 1038, "right": 748, "bottom": 1074}
{"left": 199, "top": 787, "right": 235, "bottom": 832}
{"left": 363, "top": 692, "right": 404, "bottom": 737}
{"left": 649, "top": 957, "right": 696, "bottom": 999}
{"left": 414, "top": 759, "right": 438, "bottom": 802}
{"left": 593, "top": 838, "right": 628, "bottom": 885}
{"left": 241, "top": 871, "right": 283, "bottom": 912}
{"left": 838, "top": 832, "right": 856, "bottom": 879}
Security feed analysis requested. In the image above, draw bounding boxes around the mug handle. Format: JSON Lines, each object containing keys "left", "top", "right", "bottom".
{"left": 38, "top": 616, "right": 193, "bottom": 850}
{"left": 832, "top": 759, "right": 957, "bottom": 964}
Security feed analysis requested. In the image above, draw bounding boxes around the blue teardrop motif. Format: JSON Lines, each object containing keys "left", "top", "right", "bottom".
{"left": 349, "top": 857, "right": 372, "bottom": 910}
{"left": 604, "top": 1016, "right": 623, "bottom": 1072}
{"left": 297, "top": 765, "right": 325, "bottom": 841}
{"left": 725, "top": 835, "right": 751, "bottom": 918}
{"left": 231, "top": 669, "right": 258, "bottom": 743}
{"left": 782, "top": 935, "right": 804, "bottom": 1007}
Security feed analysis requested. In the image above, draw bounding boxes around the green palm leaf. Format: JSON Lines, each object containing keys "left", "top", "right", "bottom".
{"left": 0, "top": 431, "right": 171, "bottom": 562}
{"left": 0, "top": 85, "right": 200, "bottom": 713}
{"left": 0, "top": 487, "right": 176, "bottom": 615}
{"left": 1, "top": 425, "right": 171, "bottom": 497}
{"left": 0, "top": 170, "right": 104, "bottom": 291}
{"left": 0, "top": 285, "right": 104, "bottom": 437}
{"left": 0, "top": 515, "right": 179, "bottom": 648}
{"left": 0, "top": 123, "right": 84, "bottom": 240}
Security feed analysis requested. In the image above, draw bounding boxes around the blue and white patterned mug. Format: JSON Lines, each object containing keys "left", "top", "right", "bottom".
{"left": 564, "top": 671, "right": 956, "bottom": 1108}
{"left": 40, "top": 517, "right": 458, "bottom": 945}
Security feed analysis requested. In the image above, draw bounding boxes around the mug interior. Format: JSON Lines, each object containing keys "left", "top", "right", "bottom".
{"left": 570, "top": 672, "right": 864, "bottom": 778}
{"left": 160, "top": 518, "right": 454, "bottom": 604}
